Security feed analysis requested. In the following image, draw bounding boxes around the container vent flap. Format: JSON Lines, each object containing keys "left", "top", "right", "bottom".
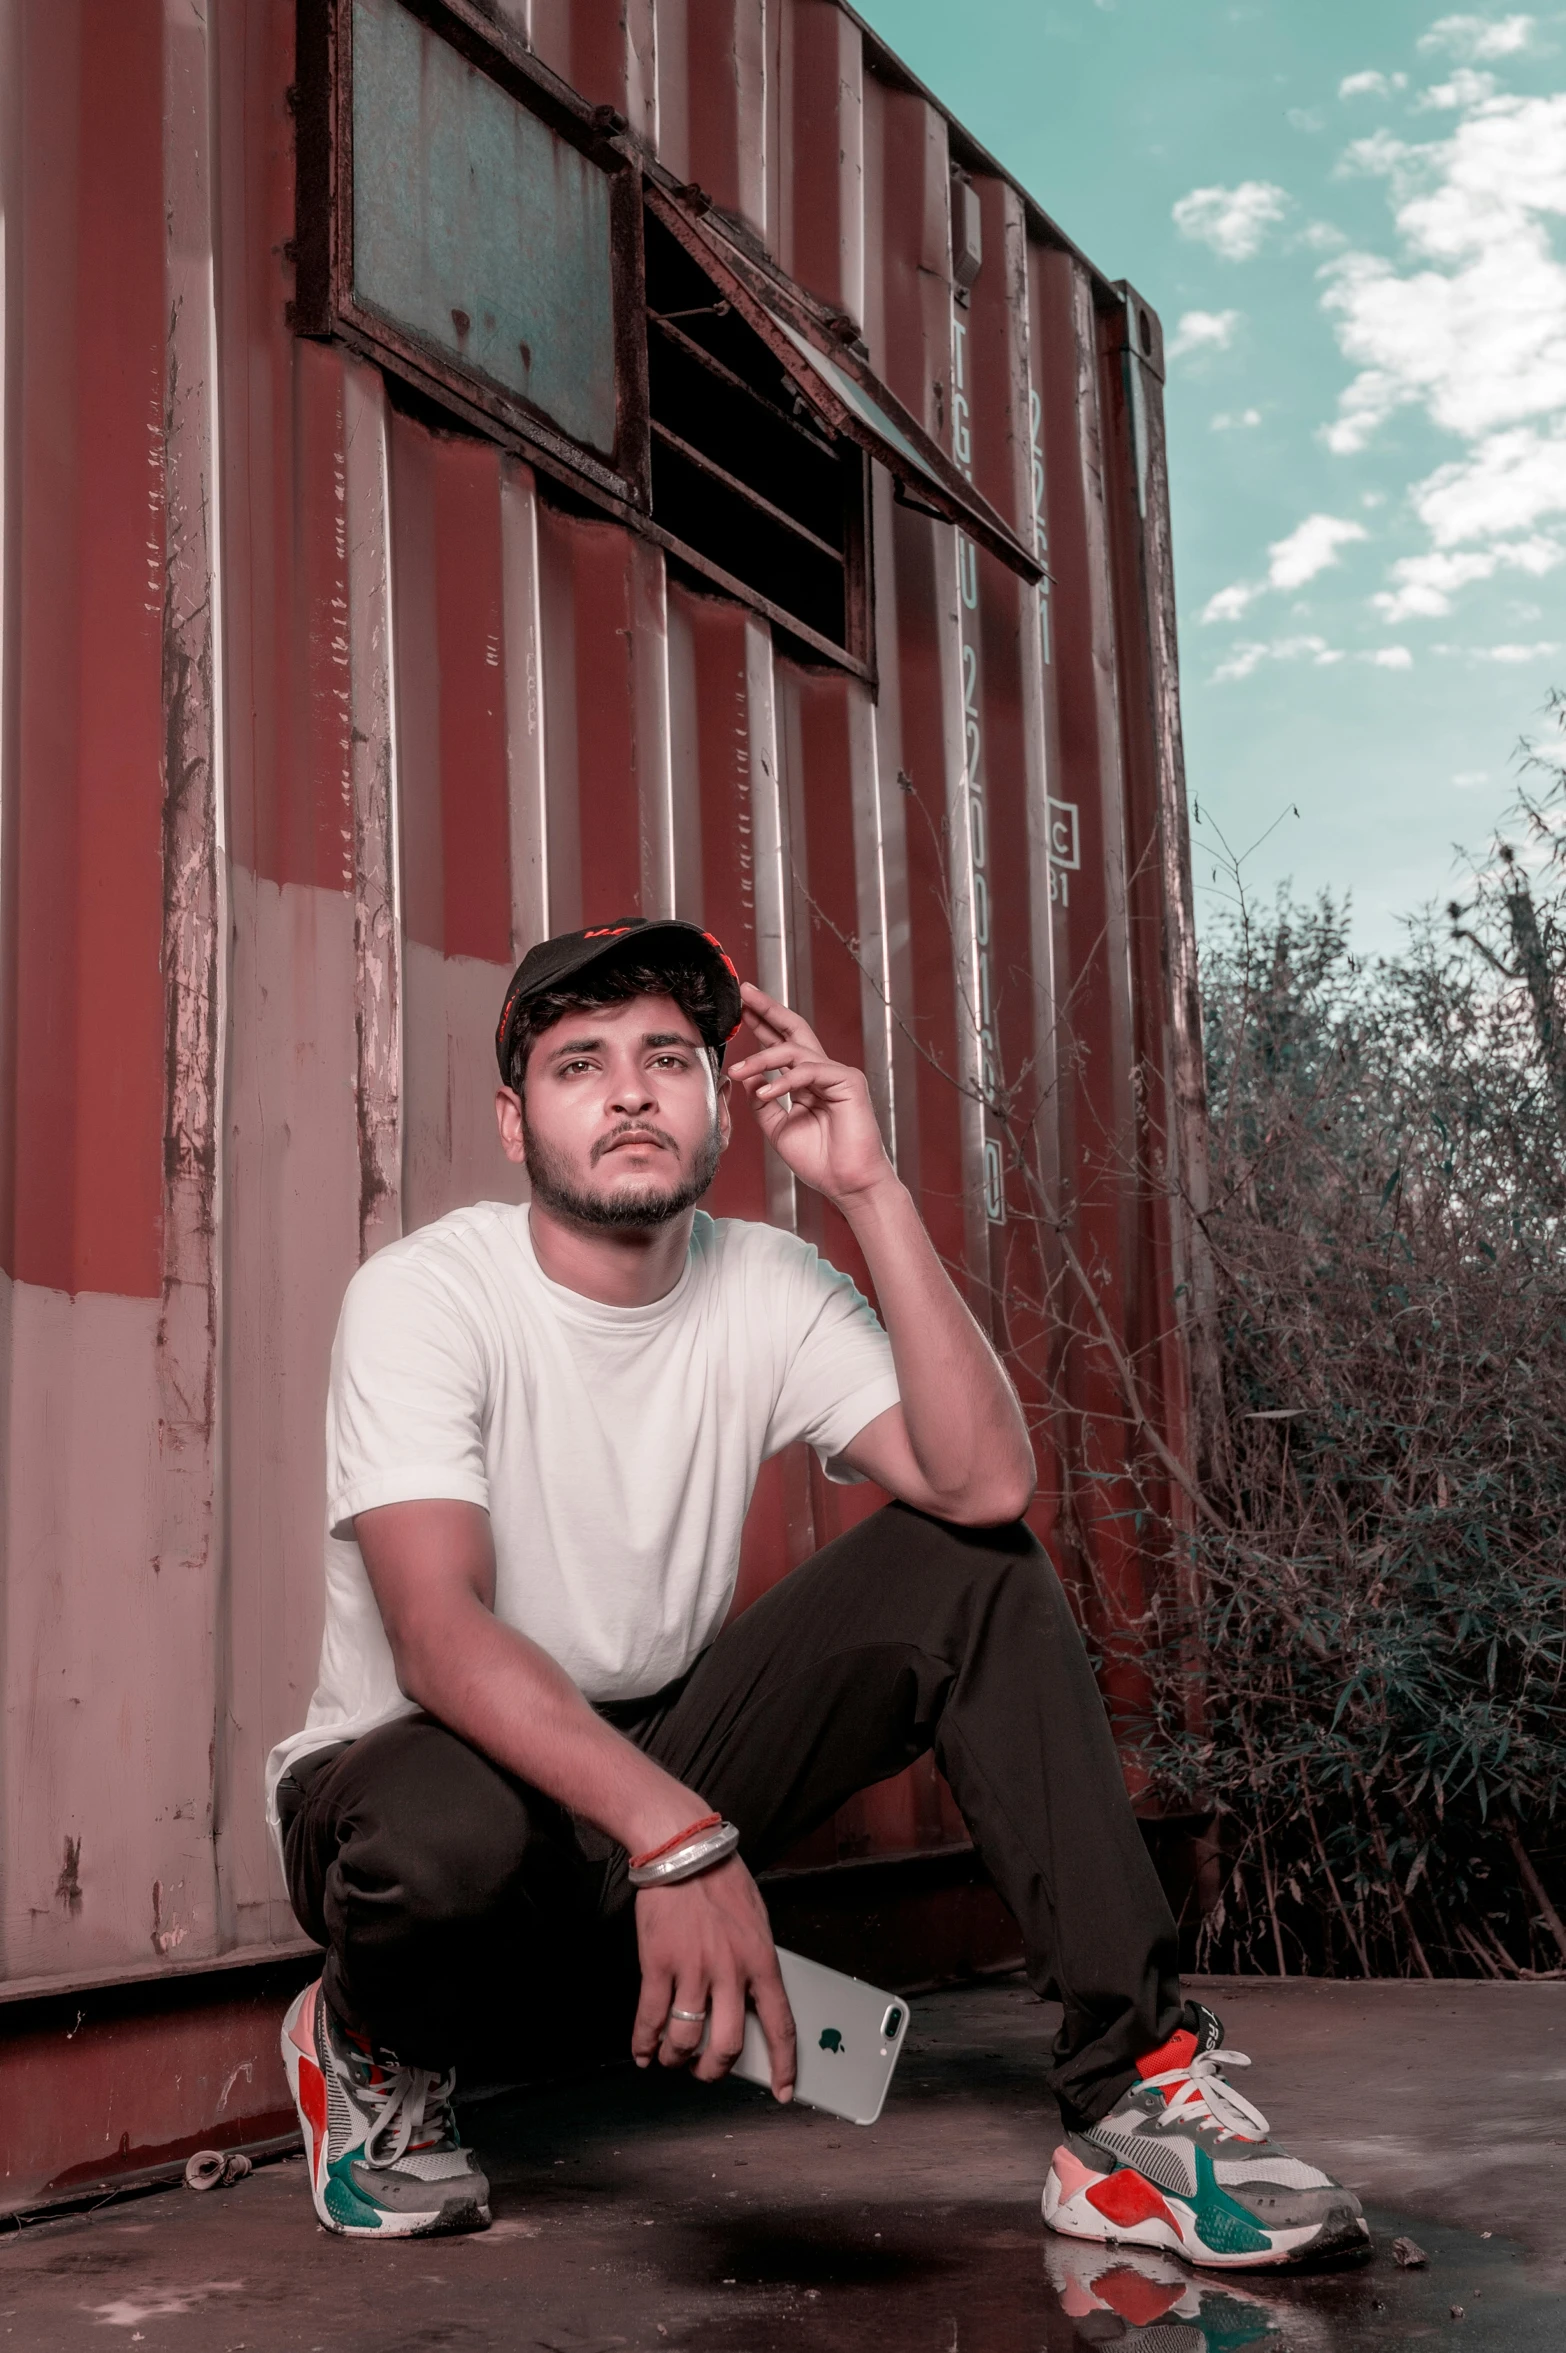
{"left": 764, "top": 313, "right": 1041, "bottom": 584}
{"left": 643, "top": 186, "right": 1041, "bottom": 585}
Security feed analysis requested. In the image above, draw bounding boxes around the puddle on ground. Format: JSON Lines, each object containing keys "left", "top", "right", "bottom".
{"left": 1041, "top": 2212, "right": 1563, "bottom": 2352}
{"left": 2, "top": 2173, "right": 1561, "bottom": 2351}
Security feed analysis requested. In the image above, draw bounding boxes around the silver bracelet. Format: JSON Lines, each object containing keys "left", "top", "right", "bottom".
{"left": 627, "top": 1820, "right": 740, "bottom": 1887}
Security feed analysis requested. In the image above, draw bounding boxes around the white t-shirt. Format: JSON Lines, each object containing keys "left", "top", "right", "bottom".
{"left": 265, "top": 1204, "right": 900, "bottom": 1829}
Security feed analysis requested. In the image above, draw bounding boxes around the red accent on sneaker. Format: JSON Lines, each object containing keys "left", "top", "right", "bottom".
{"left": 297, "top": 2055, "right": 329, "bottom": 2184}
{"left": 1136, "top": 2026, "right": 1197, "bottom": 2080}
{"left": 1087, "top": 2169, "right": 1177, "bottom": 2230}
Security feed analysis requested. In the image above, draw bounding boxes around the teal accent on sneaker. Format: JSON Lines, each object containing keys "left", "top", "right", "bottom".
{"left": 323, "top": 2148, "right": 395, "bottom": 2233}
{"left": 1188, "top": 2146, "right": 1273, "bottom": 2257}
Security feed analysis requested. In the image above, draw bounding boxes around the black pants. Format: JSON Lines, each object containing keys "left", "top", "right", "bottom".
{"left": 281, "top": 1504, "right": 1182, "bottom": 2126}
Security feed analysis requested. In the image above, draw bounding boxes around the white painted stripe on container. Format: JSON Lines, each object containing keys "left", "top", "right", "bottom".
{"left": 1010, "top": 219, "right": 1062, "bottom": 1218}
{"left": 160, "top": 0, "right": 230, "bottom": 1954}
{"left": 846, "top": 682, "right": 897, "bottom": 1166}
{"left": 631, "top": 537, "right": 676, "bottom": 920}
{"left": 0, "top": 0, "right": 15, "bottom": 1048}
{"left": 500, "top": 458, "right": 550, "bottom": 956}
{"left": 0, "top": 0, "right": 20, "bottom": 1984}
{"left": 744, "top": 619, "right": 796, "bottom": 1232}
{"left": 1070, "top": 261, "right": 1136, "bottom": 1075}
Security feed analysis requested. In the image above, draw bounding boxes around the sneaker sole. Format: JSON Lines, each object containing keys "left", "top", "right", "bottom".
{"left": 1043, "top": 2146, "right": 1369, "bottom": 2271}
{"left": 280, "top": 1983, "right": 488, "bottom": 2240}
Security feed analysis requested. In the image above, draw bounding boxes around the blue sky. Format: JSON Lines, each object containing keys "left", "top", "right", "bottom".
{"left": 855, "top": 2, "right": 1566, "bottom": 948}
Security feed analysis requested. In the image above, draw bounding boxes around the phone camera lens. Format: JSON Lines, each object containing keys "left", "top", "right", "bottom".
{"left": 880, "top": 2005, "right": 904, "bottom": 2038}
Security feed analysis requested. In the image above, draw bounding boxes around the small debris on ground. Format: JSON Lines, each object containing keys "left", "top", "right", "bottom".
{"left": 1393, "top": 2235, "right": 1429, "bottom": 2268}
{"left": 1450, "top": 2305, "right": 1465, "bottom": 2320}
{"left": 182, "top": 2149, "right": 252, "bottom": 2193}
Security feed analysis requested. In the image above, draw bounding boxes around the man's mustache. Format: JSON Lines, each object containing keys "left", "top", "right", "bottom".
{"left": 591, "top": 1123, "right": 682, "bottom": 1166}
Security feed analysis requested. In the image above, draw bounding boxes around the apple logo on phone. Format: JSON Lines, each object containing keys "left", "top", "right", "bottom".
{"left": 819, "top": 2028, "right": 844, "bottom": 2054}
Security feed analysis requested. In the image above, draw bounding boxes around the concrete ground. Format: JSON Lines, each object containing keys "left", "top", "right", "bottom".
{"left": 3, "top": 1973, "right": 1563, "bottom": 2352}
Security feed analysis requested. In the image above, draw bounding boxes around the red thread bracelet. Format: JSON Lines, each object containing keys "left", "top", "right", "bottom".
{"left": 629, "top": 1813, "right": 721, "bottom": 1872}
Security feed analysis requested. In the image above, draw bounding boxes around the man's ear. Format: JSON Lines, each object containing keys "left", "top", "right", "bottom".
{"left": 496, "top": 1085, "right": 527, "bottom": 1165}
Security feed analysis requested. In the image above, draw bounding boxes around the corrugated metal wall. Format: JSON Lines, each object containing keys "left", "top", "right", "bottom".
{"left": 0, "top": 0, "right": 1204, "bottom": 2026}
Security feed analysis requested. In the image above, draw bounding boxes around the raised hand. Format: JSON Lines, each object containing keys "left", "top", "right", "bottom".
{"left": 728, "top": 982, "right": 893, "bottom": 1205}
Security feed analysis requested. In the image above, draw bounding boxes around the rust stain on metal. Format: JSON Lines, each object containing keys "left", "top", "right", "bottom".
{"left": 149, "top": 1877, "right": 189, "bottom": 1957}
{"left": 352, "top": 724, "right": 401, "bottom": 1252}
{"left": 55, "top": 1839, "right": 84, "bottom": 1916}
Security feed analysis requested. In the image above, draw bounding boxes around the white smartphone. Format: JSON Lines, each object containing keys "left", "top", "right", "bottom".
{"left": 727, "top": 1947, "right": 913, "bottom": 2126}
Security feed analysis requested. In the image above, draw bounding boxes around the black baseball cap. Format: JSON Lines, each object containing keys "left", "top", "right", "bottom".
{"left": 495, "top": 917, "right": 745, "bottom": 1081}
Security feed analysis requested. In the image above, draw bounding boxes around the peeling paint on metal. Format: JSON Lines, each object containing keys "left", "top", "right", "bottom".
{"left": 342, "top": 361, "right": 403, "bottom": 1259}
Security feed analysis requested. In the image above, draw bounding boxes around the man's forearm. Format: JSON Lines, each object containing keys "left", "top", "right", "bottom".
{"left": 840, "top": 1170, "right": 1034, "bottom": 1516}
{"left": 392, "top": 1591, "right": 707, "bottom": 1856}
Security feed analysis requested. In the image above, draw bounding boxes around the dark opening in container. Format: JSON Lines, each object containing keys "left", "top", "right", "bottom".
{"left": 644, "top": 207, "right": 865, "bottom": 656}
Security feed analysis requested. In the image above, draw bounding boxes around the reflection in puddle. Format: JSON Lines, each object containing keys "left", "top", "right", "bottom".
{"left": 1044, "top": 2236, "right": 1329, "bottom": 2350}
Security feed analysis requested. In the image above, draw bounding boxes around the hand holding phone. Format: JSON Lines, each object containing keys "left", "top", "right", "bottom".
{"left": 631, "top": 1855, "right": 797, "bottom": 2099}
{"left": 728, "top": 1949, "right": 912, "bottom": 2125}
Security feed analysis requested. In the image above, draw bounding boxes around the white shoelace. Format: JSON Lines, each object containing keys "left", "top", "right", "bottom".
{"left": 1138, "top": 2048, "right": 1271, "bottom": 2143}
{"left": 359, "top": 2062, "right": 458, "bottom": 2170}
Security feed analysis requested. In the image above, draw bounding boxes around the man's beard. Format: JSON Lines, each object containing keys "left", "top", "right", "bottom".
{"left": 523, "top": 1119, "right": 722, "bottom": 1230}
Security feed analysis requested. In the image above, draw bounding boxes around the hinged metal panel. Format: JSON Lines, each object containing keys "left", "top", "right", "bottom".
{"left": 294, "top": 0, "right": 651, "bottom": 508}
{"left": 352, "top": 0, "right": 619, "bottom": 452}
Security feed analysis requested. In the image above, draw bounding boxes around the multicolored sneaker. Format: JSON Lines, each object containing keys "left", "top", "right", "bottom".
{"left": 1043, "top": 2005, "right": 1369, "bottom": 2270}
{"left": 281, "top": 1979, "right": 491, "bottom": 2238}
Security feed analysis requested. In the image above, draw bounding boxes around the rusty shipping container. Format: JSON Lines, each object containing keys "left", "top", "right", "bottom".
{"left": 0, "top": 0, "right": 1209, "bottom": 2211}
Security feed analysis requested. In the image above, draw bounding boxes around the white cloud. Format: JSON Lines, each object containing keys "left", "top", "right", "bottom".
{"left": 1203, "top": 582, "right": 1262, "bottom": 624}
{"left": 1289, "top": 108, "right": 1326, "bottom": 134}
{"left": 1433, "top": 637, "right": 1563, "bottom": 660}
{"left": 1267, "top": 512, "right": 1369, "bottom": 588}
{"left": 1414, "top": 68, "right": 1500, "bottom": 110}
{"left": 1173, "top": 180, "right": 1291, "bottom": 261}
{"left": 1212, "top": 636, "right": 1416, "bottom": 683}
{"left": 1319, "top": 85, "right": 1566, "bottom": 622}
{"left": 1336, "top": 128, "right": 1411, "bottom": 182}
{"left": 1371, "top": 536, "right": 1564, "bottom": 620}
{"left": 1418, "top": 13, "right": 1536, "bottom": 62}
{"left": 1214, "top": 634, "right": 1340, "bottom": 682}
{"left": 1413, "top": 419, "right": 1566, "bottom": 543}
{"left": 1211, "top": 408, "right": 1264, "bottom": 431}
{"left": 1453, "top": 767, "right": 1491, "bottom": 785}
{"left": 1201, "top": 515, "right": 1369, "bottom": 625}
{"left": 1323, "top": 98, "right": 1566, "bottom": 450}
{"left": 1340, "top": 70, "right": 1409, "bottom": 99}
{"left": 1167, "top": 308, "right": 1242, "bottom": 362}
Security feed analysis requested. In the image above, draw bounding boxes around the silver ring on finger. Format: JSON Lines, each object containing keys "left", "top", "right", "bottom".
{"left": 668, "top": 2006, "right": 706, "bottom": 2024}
